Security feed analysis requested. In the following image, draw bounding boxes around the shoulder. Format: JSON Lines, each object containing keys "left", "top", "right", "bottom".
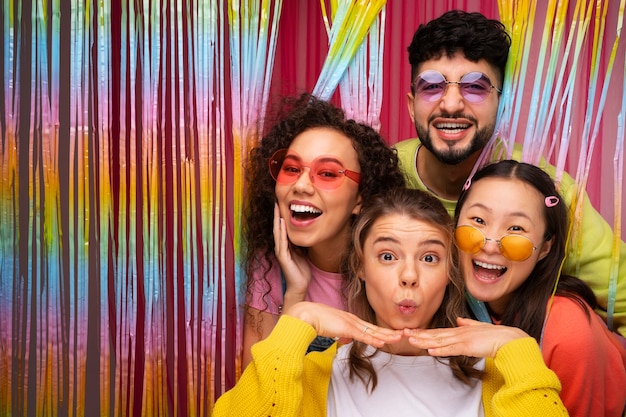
{"left": 392, "top": 138, "right": 421, "bottom": 185}
{"left": 393, "top": 137, "right": 421, "bottom": 155}
{"left": 507, "top": 144, "right": 578, "bottom": 200}
{"left": 542, "top": 296, "right": 615, "bottom": 357}
{"left": 246, "top": 256, "right": 283, "bottom": 312}
{"left": 543, "top": 296, "right": 594, "bottom": 334}
{"left": 249, "top": 254, "right": 281, "bottom": 284}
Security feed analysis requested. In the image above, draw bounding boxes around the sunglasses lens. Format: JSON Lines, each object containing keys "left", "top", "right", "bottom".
{"left": 311, "top": 162, "right": 347, "bottom": 186}
{"left": 268, "top": 149, "right": 288, "bottom": 181}
{"left": 499, "top": 235, "right": 535, "bottom": 261}
{"left": 413, "top": 71, "right": 496, "bottom": 103}
{"left": 459, "top": 72, "right": 494, "bottom": 103}
{"left": 268, "top": 150, "right": 353, "bottom": 190}
{"left": 414, "top": 71, "right": 447, "bottom": 101}
{"left": 455, "top": 226, "right": 486, "bottom": 254}
{"left": 455, "top": 226, "right": 536, "bottom": 261}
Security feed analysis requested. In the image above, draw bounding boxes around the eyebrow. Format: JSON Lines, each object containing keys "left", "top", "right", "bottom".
{"left": 467, "top": 202, "right": 533, "bottom": 221}
{"left": 372, "top": 235, "right": 447, "bottom": 248}
{"left": 284, "top": 154, "right": 344, "bottom": 165}
{"left": 283, "top": 154, "right": 301, "bottom": 162}
{"left": 316, "top": 156, "right": 344, "bottom": 165}
{"left": 372, "top": 236, "right": 399, "bottom": 244}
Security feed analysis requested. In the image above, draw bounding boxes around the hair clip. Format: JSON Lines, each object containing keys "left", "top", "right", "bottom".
{"left": 463, "top": 178, "right": 472, "bottom": 191}
{"left": 545, "top": 196, "right": 559, "bottom": 207}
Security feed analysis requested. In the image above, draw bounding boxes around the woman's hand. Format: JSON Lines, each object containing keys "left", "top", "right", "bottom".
{"left": 404, "top": 317, "right": 529, "bottom": 358}
{"left": 285, "top": 302, "right": 402, "bottom": 348}
{"left": 274, "top": 203, "right": 311, "bottom": 308}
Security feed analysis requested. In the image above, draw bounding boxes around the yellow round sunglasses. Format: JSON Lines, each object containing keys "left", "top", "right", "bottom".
{"left": 454, "top": 225, "right": 537, "bottom": 262}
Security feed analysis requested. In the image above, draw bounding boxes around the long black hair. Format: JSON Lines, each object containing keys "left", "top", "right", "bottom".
{"left": 455, "top": 160, "right": 597, "bottom": 341}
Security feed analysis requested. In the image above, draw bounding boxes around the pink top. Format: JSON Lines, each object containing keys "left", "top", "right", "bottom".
{"left": 247, "top": 256, "right": 346, "bottom": 315}
{"left": 542, "top": 296, "right": 626, "bottom": 417}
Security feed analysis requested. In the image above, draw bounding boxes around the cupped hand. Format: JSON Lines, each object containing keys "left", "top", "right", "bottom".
{"left": 273, "top": 203, "right": 311, "bottom": 299}
{"left": 404, "top": 317, "right": 529, "bottom": 358}
{"left": 284, "top": 302, "right": 402, "bottom": 348}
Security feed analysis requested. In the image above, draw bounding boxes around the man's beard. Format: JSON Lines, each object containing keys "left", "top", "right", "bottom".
{"left": 415, "top": 118, "right": 495, "bottom": 165}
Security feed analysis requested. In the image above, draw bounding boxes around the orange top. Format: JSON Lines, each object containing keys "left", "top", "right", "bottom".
{"left": 541, "top": 296, "right": 626, "bottom": 417}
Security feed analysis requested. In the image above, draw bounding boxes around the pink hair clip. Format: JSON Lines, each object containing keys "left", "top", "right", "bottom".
{"left": 545, "top": 196, "right": 559, "bottom": 207}
{"left": 463, "top": 178, "right": 472, "bottom": 191}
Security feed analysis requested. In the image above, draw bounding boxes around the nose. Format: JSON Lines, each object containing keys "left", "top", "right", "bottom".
{"left": 439, "top": 82, "right": 465, "bottom": 112}
{"left": 399, "top": 260, "right": 419, "bottom": 288}
{"left": 291, "top": 166, "right": 315, "bottom": 194}
{"left": 482, "top": 236, "right": 502, "bottom": 255}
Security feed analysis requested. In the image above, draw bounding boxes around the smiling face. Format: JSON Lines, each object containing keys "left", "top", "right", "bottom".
{"left": 456, "top": 178, "right": 552, "bottom": 316}
{"left": 361, "top": 213, "right": 450, "bottom": 332}
{"left": 406, "top": 53, "right": 501, "bottom": 165}
{"left": 274, "top": 127, "right": 362, "bottom": 254}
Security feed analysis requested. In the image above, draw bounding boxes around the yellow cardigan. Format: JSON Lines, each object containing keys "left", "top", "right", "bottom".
{"left": 213, "top": 315, "right": 568, "bottom": 417}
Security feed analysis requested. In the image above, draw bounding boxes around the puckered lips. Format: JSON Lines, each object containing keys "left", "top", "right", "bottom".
{"left": 397, "top": 299, "right": 418, "bottom": 315}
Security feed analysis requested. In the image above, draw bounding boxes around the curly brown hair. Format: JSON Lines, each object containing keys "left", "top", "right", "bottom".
{"left": 242, "top": 93, "right": 406, "bottom": 313}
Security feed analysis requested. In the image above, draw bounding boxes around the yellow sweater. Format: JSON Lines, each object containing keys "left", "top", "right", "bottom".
{"left": 213, "top": 315, "right": 568, "bottom": 417}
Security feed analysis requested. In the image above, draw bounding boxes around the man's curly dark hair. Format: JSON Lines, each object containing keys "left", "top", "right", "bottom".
{"left": 242, "top": 93, "right": 406, "bottom": 312}
{"left": 407, "top": 10, "right": 511, "bottom": 86}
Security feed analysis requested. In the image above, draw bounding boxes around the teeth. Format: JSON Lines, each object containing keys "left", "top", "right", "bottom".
{"left": 435, "top": 122, "right": 469, "bottom": 130}
{"left": 290, "top": 204, "right": 321, "bottom": 214}
{"left": 440, "top": 128, "right": 464, "bottom": 134}
{"left": 474, "top": 260, "right": 505, "bottom": 270}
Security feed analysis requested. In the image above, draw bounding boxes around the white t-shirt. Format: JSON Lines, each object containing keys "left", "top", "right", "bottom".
{"left": 327, "top": 344, "right": 485, "bottom": 417}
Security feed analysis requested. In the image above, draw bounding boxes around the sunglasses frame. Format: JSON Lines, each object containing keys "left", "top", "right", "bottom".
{"left": 411, "top": 70, "right": 502, "bottom": 103}
{"left": 454, "top": 225, "right": 537, "bottom": 262}
{"left": 268, "top": 148, "right": 361, "bottom": 189}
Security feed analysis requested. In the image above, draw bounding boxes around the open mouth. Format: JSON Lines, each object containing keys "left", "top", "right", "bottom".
{"left": 434, "top": 121, "right": 470, "bottom": 134}
{"left": 290, "top": 203, "right": 322, "bottom": 221}
{"left": 473, "top": 260, "right": 506, "bottom": 280}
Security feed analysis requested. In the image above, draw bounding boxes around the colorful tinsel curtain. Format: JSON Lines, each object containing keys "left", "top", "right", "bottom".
{"left": 0, "top": 1, "right": 623, "bottom": 416}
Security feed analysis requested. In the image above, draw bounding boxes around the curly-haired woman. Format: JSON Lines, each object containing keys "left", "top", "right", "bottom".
{"left": 241, "top": 94, "right": 405, "bottom": 367}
